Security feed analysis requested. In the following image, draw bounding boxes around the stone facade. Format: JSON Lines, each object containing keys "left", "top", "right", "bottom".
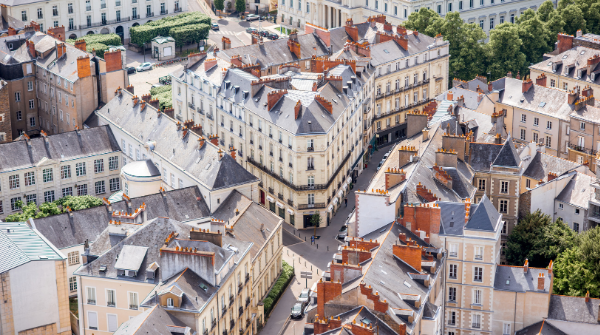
{"left": 0, "top": 81, "right": 13, "bottom": 143}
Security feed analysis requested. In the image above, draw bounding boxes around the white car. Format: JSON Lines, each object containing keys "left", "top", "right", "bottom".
{"left": 136, "top": 62, "right": 153, "bottom": 72}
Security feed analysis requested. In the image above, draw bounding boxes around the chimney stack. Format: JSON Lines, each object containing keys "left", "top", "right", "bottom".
{"left": 126, "top": 85, "right": 134, "bottom": 95}
{"left": 522, "top": 78, "right": 533, "bottom": 93}
{"left": 537, "top": 273, "right": 545, "bottom": 290}
{"left": 524, "top": 259, "right": 529, "bottom": 273}
{"left": 536, "top": 73, "right": 547, "bottom": 87}
{"left": 74, "top": 39, "right": 87, "bottom": 52}
{"left": 209, "top": 134, "right": 219, "bottom": 146}
{"left": 567, "top": 89, "right": 578, "bottom": 104}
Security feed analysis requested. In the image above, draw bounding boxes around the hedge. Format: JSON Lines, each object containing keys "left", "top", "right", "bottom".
{"left": 169, "top": 23, "right": 210, "bottom": 49}
{"left": 263, "top": 261, "right": 295, "bottom": 316}
{"left": 150, "top": 84, "right": 172, "bottom": 110}
{"left": 130, "top": 12, "right": 211, "bottom": 46}
{"left": 66, "top": 33, "right": 122, "bottom": 58}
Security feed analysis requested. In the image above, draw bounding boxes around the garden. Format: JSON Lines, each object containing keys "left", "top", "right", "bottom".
{"left": 262, "top": 260, "right": 294, "bottom": 317}
{"left": 66, "top": 33, "right": 122, "bottom": 58}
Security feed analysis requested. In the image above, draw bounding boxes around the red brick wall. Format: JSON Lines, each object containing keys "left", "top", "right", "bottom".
{"left": 77, "top": 56, "right": 91, "bottom": 78}
{"left": 345, "top": 25, "right": 358, "bottom": 42}
{"left": 267, "top": 89, "right": 288, "bottom": 111}
{"left": 316, "top": 280, "right": 342, "bottom": 317}
{"left": 392, "top": 244, "right": 422, "bottom": 272}
{"left": 341, "top": 247, "right": 371, "bottom": 265}
{"left": 104, "top": 49, "right": 122, "bottom": 73}
{"left": 557, "top": 33, "right": 574, "bottom": 53}
{"left": 351, "top": 322, "right": 375, "bottom": 335}
{"left": 347, "top": 238, "right": 380, "bottom": 251}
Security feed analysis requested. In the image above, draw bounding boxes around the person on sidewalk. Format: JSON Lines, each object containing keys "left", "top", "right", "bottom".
{"left": 344, "top": 198, "right": 348, "bottom": 207}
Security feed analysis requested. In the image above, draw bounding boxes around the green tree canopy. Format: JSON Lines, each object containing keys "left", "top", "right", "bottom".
{"left": 214, "top": 0, "right": 225, "bottom": 12}
{"left": 486, "top": 23, "right": 528, "bottom": 80}
{"left": 129, "top": 12, "right": 211, "bottom": 46}
{"left": 403, "top": 8, "right": 441, "bottom": 36}
{"left": 169, "top": 23, "right": 210, "bottom": 50}
{"left": 236, "top": 0, "right": 246, "bottom": 14}
{"left": 5, "top": 196, "right": 103, "bottom": 222}
{"left": 516, "top": 9, "right": 552, "bottom": 65}
{"left": 537, "top": 0, "right": 556, "bottom": 22}
{"left": 505, "top": 211, "right": 577, "bottom": 267}
{"left": 561, "top": 4, "right": 587, "bottom": 34}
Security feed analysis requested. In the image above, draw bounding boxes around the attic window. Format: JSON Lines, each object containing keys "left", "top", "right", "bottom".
{"left": 519, "top": 98, "right": 525, "bottom": 103}
{"left": 580, "top": 50, "right": 585, "bottom": 55}
{"left": 99, "top": 265, "right": 107, "bottom": 272}
{"left": 199, "top": 283, "right": 208, "bottom": 291}
{"left": 449, "top": 221, "right": 455, "bottom": 227}
{"left": 403, "top": 281, "right": 412, "bottom": 288}
{"left": 562, "top": 55, "right": 568, "bottom": 59}
{"left": 539, "top": 102, "right": 546, "bottom": 107}
{"left": 332, "top": 99, "right": 338, "bottom": 104}
{"left": 547, "top": 62, "right": 552, "bottom": 66}
{"left": 360, "top": 318, "right": 372, "bottom": 326}
{"left": 384, "top": 49, "right": 390, "bottom": 53}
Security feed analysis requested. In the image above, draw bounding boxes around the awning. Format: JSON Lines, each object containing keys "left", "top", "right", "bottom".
{"left": 343, "top": 182, "right": 348, "bottom": 190}
{"left": 276, "top": 201, "right": 284, "bottom": 209}
{"left": 346, "top": 176, "right": 352, "bottom": 183}
{"left": 267, "top": 195, "right": 274, "bottom": 202}
{"left": 287, "top": 208, "right": 294, "bottom": 215}
{"left": 328, "top": 205, "right": 333, "bottom": 212}
{"left": 333, "top": 197, "right": 339, "bottom": 205}
{"left": 338, "top": 190, "right": 344, "bottom": 197}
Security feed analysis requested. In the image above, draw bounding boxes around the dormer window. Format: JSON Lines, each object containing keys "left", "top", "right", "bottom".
{"left": 167, "top": 298, "right": 174, "bottom": 307}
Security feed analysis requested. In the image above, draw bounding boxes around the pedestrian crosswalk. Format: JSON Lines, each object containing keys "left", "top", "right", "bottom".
{"left": 210, "top": 30, "right": 241, "bottom": 35}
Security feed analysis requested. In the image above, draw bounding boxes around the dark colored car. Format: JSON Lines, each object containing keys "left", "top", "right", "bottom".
{"left": 246, "top": 27, "right": 258, "bottom": 34}
{"left": 290, "top": 302, "right": 304, "bottom": 319}
{"left": 259, "top": 30, "right": 269, "bottom": 37}
{"left": 267, "top": 33, "right": 279, "bottom": 40}
{"left": 126, "top": 67, "right": 136, "bottom": 74}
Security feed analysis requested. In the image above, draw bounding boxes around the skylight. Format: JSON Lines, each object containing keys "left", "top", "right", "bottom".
{"left": 539, "top": 102, "right": 546, "bottom": 107}
{"left": 384, "top": 49, "right": 390, "bottom": 53}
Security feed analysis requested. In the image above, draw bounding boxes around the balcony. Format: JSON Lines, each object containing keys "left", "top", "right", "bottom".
{"left": 188, "top": 102, "right": 195, "bottom": 109}
{"left": 278, "top": 193, "right": 284, "bottom": 200}
{"left": 568, "top": 142, "right": 597, "bottom": 156}
{"left": 375, "top": 79, "right": 430, "bottom": 101}
{"left": 373, "top": 98, "right": 432, "bottom": 122}
{"left": 268, "top": 187, "right": 274, "bottom": 194}
{"left": 230, "top": 320, "right": 235, "bottom": 329}
{"left": 222, "top": 306, "right": 227, "bottom": 315}
{"left": 87, "top": 299, "right": 96, "bottom": 305}
{"left": 79, "top": 16, "right": 132, "bottom": 29}
{"left": 207, "top": 113, "right": 214, "bottom": 120}
{"left": 245, "top": 273, "right": 250, "bottom": 283}
{"left": 298, "top": 203, "right": 326, "bottom": 210}
{"left": 258, "top": 181, "right": 263, "bottom": 187}
{"left": 307, "top": 165, "right": 315, "bottom": 171}
{"left": 146, "top": 12, "right": 155, "bottom": 17}
{"left": 160, "top": 9, "right": 169, "bottom": 15}
{"left": 174, "top": 7, "right": 183, "bottom": 12}
{"left": 107, "top": 302, "right": 115, "bottom": 307}
{"left": 129, "top": 304, "right": 138, "bottom": 310}
{"left": 132, "top": 14, "right": 140, "bottom": 19}
{"left": 197, "top": 107, "right": 204, "bottom": 115}
{"left": 212, "top": 319, "right": 217, "bottom": 330}
{"left": 288, "top": 199, "right": 294, "bottom": 207}
{"left": 307, "top": 146, "right": 314, "bottom": 152}
{"left": 238, "top": 282, "right": 243, "bottom": 294}
{"left": 230, "top": 294, "right": 235, "bottom": 305}
{"left": 472, "top": 323, "right": 481, "bottom": 329}
{"left": 204, "top": 330, "right": 209, "bottom": 335}
{"left": 246, "top": 297, "right": 250, "bottom": 307}
{"left": 239, "top": 306, "right": 243, "bottom": 317}
{"left": 289, "top": 163, "right": 293, "bottom": 168}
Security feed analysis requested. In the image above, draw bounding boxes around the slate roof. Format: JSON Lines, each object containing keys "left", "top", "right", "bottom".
{"left": 493, "top": 265, "right": 552, "bottom": 292}
{"left": 140, "top": 268, "right": 217, "bottom": 311}
{"left": 211, "top": 190, "right": 282, "bottom": 258}
{"left": 32, "top": 186, "right": 211, "bottom": 250}
{"left": 0, "top": 221, "right": 63, "bottom": 273}
{"left": 556, "top": 172, "right": 594, "bottom": 209}
{"left": 173, "top": 55, "right": 231, "bottom": 87}
{"left": 0, "top": 32, "right": 35, "bottom": 65}
{"left": 493, "top": 136, "right": 521, "bottom": 167}
{"left": 121, "top": 159, "right": 161, "bottom": 177}
{"left": 469, "top": 142, "right": 503, "bottom": 171}
{"left": 0, "top": 125, "right": 120, "bottom": 173}
{"left": 516, "top": 321, "right": 567, "bottom": 335}
{"left": 28, "top": 32, "right": 92, "bottom": 82}
{"left": 87, "top": 89, "right": 258, "bottom": 190}
{"left": 114, "top": 245, "right": 148, "bottom": 272}
{"left": 219, "top": 33, "right": 330, "bottom": 69}
{"left": 497, "top": 78, "right": 573, "bottom": 121}
{"left": 437, "top": 201, "right": 467, "bottom": 236}
{"left": 435, "top": 86, "right": 483, "bottom": 111}
{"left": 74, "top": 218, "right": 191, "bottom": 282}
{"left": 522, "top": 151, "right": 582, "bottom": 181}
{"left": 530, "top": 46, "right": 600, "bottom": 86}
{"left": 548, "top": 294, "right": 600, "bottom": 324}
{"left": 465, "top": 195, "right": 501, "bottom": 231}
{"left": 113, "top": 305, "right": 192, "bottom": 335}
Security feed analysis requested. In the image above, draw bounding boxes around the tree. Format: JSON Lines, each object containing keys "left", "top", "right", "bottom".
{"left": 537, "top": 0, "right": 556, "bottom": 22}
{"left": 403, "top": 8, "right": 441, "bottom": 36}
{"left": 516, "top": 9, "right": 552, "bottom": 65}
{"left": 214, "top": 0, "right": 224, "bottom": 12}
{"left": 486, "top": 23, "right": 528, "bottom": 80}
{"left": 4, "top": 196, "right": 103, "bottom": 222}
{"left": 169, "top": 23, "right": 210, "bottom": 51}
{"left": 587, "top": 3, "right": 600, "bottom": 34}
{"left": 504, "top": 211, "right": 576, "bottom": 267}
{"left": 545, "top": 11, "right": 566, "bottom": 45}
{"left": 235, "top": 0, "right": 246, "bottom": 14}
{"left": 561, "top": 4, "right": 587, "bottom": 34}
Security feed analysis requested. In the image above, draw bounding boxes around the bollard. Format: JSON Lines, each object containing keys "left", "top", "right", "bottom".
{"left": 327, "top": 245, "right": 329, "bottom": 251}
{"left": 305, "top": 236, "right": 306, "bottom": 241}
{"left": 317, "top": 244, "right": 318, "bottom": 249}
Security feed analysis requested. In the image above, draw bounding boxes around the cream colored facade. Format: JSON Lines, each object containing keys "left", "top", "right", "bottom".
{"left": 372, "top": 38, "right": 449, "bottom": 146}
{"left": 441, "top": 215, "right": 502, "bottom": 335}
{"left": 277, "top": 0, "right": 548, "bottom": 33}
{"left": 3, "top": 0, "right": 187, "bottom": 43}
{"left": 567, "top": 113, "right": 600, "bottom": 174}
{"left": 0, "top": 147, "right": 121, "bottom": 220}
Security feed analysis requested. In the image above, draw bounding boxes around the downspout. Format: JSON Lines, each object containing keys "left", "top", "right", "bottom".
{"left": 513, "top": 291, "right": 517, "bottom": 333}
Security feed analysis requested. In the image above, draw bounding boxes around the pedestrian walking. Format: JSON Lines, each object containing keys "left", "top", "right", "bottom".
{"left": 344, "top": 198, "right": 348, "bottom": 207}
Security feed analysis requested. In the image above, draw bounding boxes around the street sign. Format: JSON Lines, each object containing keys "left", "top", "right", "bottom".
{"left": 300, "top": 272, "right": 312, "bottom": 279}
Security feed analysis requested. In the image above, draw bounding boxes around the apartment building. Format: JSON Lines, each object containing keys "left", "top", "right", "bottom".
{"left": 75, "top": 217, "right": 254, "bottom": 335}
{"left": 356, "top": 17, "right": 449, "bottom": 147}
{"left": 277, "top": 0, "right": 548, "bottom": 34}
{"left": 529, "top": 32, "right": 600, "bottom": 103}
{"left": 211, "top": 190, "right": 284, "bottom": 329}
{"left": 30, "top": 186, "right": 212, "bottom": 297}
{"left": 0, "top": 221, "right": 71, "bottom": 335}
{"left": 86, "top": 87, "right": 260, "bottom": 212}
{"left": 1, "top": 0, "right": 186, "bottom": 43}
{"left": 0, "top": 28, "right": 126, "bottom": 138}
{"left": 0, "top": 125, "right": 121, "bottom": 219}
{"left": 0, "top": 80, "right": 13, "bottom": 143}
{"left": 306, "top": 221, "right": 445, "bottom": 335}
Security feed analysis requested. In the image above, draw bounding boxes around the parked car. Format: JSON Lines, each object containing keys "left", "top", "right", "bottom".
{"left": 298, "top": 288, "right": 311, "bottom": 307}
{"left": 290, "top": 302, "right": 304, "bottom": 319}
{"left": 211, "top": 23, "right": 219, "bottom": 30}
{"left": 136, "top": 62, "right": 153, "bottom": 72}
{"left": 338, "top": 224, "right": 348, "bottom": 239}
{"left": 151, "top": 84, "right": 163, "bottom": 89}
{"left": 377, "top": 160, "right": 384, "bottom": 171}
{"left": 126, "top": 67, "right": 136, "bottom": 74}
{"left": 259, "top": 30, "right": 269, "bottom": 37}
{"left": 383, "top": 149, "right": 392, "bottom": 160}
{"left": 246, "top": 27, "right": 258, "bottom": 34}
{"left": 246, "top": 14, "right": 259, "bottom": 21}
{"left": 267, "top": 33, "right": 279, "bottom": 40}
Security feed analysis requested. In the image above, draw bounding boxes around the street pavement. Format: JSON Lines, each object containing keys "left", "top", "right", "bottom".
{"left": 259, "top": 147, "right": 391, "bottom": 335}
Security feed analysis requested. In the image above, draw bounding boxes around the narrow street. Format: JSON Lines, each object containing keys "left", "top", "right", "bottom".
{"left": 259, "top": 146, "right": 391, "bottom": 335}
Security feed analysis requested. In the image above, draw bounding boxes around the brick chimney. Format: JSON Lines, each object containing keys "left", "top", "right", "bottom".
{"left": 267, "top": 89, "right": 287, "bottom": 111}
{"left": 516, "top": 71, "right": 521, "bottom": 80}
{"left": 416, "top": 183, "right": 439, "bottom": 202}
{"left": 507, "top": 71, "right": 512, "bottom": 78}
{"left": 26, "top": 40, "right": 36, "bottom": 58}
{"left": 548, "top": 172, "right": 557, "bottom": 181}
{"left": 316, "top": 279, "right": 342, "bottom": 317}
{"left": 401, "top": 202, "right": 441, "bottom": 236}
{"left": 222, "top": 36, "right": 231, "bottom": 50}
{"left": 341, "top": 246, "right": 371, "bottom": 265}
{"left": 141, "top": 94, "right": 151, "bottom": 102}
{"left": 47, "top": 25, "right": 65, "bottom": 42}
{"left": 209, "top": 134, "right": 219, "bottom": 146}
{"left": 149, "top": 98, "right": 160, "bottom": 110}
{"left": 345, "top": 20, "right": 358, "bottom": 41}
{"left": 198, "top": 136, "right": 206, "bottom": 149}
{"left": 567, "top": 89, "right": 578, "bottom": 104}
{"left": 397, "top": 25, "right": 407, "bottom": 36}
{"left": 287, "top": 36, "right": 301, "bottom": 59}
{"left": 585, "top": 291, "right": 590, "bottom": 303}
{"left": 7, "top": 27, "right": 16, "bottom": 36}
{"left": 76, "top": 55, "right": 91, "bottom": 78}
{"left": 56, "top": 42, "right": 67, "bottom": 59}
{"left": 524, "top": 259, "right": 529, "bottom": 273}
{"left": 435, "top": 148, "right": 458, "bottom": 168}
{"left": 447, "top": 91, "right": 454, "bottom": 101}
{"left": 392, "top": 243, "right": 422, "bottom": 272}
{"left": 557, "top": 33, "right": 574, "bottom": 54}
{"left": 537, "top": 273, "right": 545, "bottom": 290}
{"left": 536, "top": 73, "right": 547, "bottom": 87}
{"left": 398, "top": 146, "right": 418, "bottom": 167}
{"left": 522, "top": 78, "right": 533, "bottom": 93}
{"left": 204, "top": 58, "right": 218, "bottom": 72}
{"left": 229, "top": 147, "right": 236, "bottom": 160}
{"left": 190, "top": 228, "right": 222, "bottom": 247}
{"left": 74, "top": 39, "right": 87, "bottom": 52}
{"left": 385, "top": 168, "right": 406, "bottom": 190}
{"left": 433, "top": 165, "right": 452, "bottom": 189}
{"left": 315, "top": 95, "right": 333, "bottom": 114}
{"left": 582, "top": 85, "right": 593, "bottom": 98}
{"left": 126, "top": 84, "right": 134, "bottom": 95}
{"left": 104, "top": 49, "right": 123, "bottom": 72}
{"left": 294, "top": 100, "right": 302, "bottom": 119}
{"left": 488, "top": 81, "right": 493, "bottom": 92}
